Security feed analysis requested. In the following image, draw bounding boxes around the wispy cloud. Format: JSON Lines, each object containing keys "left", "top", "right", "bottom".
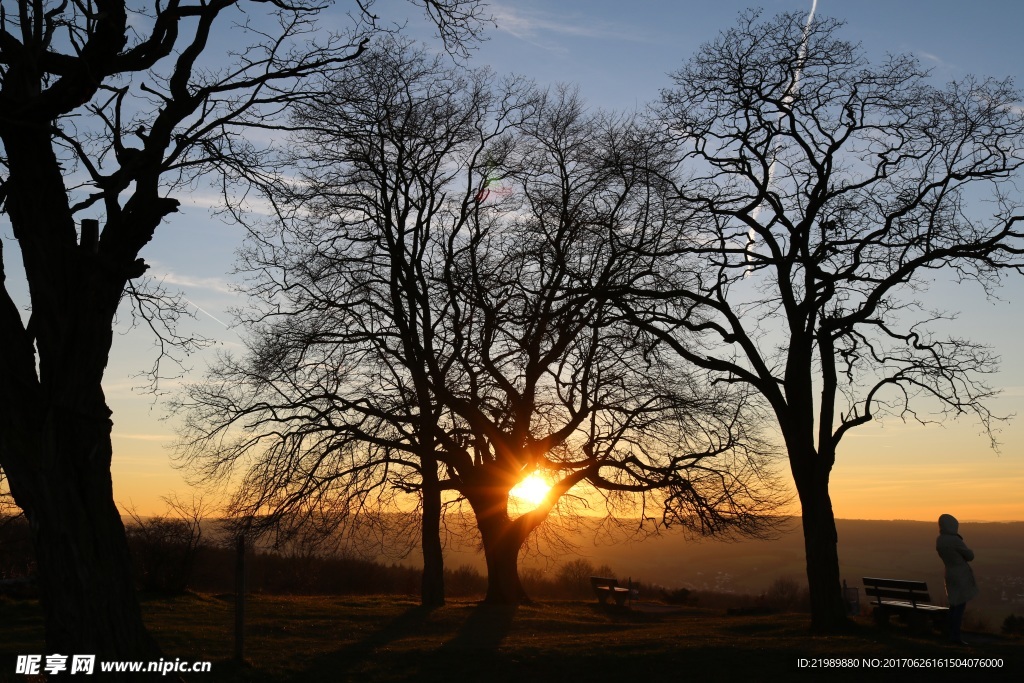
{"left": 143, "top": 267, "right": 236, "bottom": 327}
{"left": 112, "top": 432, "right": 173, "bottom": 442}
{"left": 179, "top": 190, "right": 280, "bottom": 218}
{"left": 149, "top": 267, "right": 236, "bottom": 296}
{"left": 103, "top": 376, "right": 188, "bottom": 399}
{"left": 916, "top": 51, "right": 951, "bottom": 68}
{"left": 914, "top": 50, "right": 967, "bottom": 78}
{"left": 490, "top": 2, "right": 648, "bottom": 53}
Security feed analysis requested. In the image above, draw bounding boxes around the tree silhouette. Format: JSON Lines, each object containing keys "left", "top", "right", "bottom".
{"left": 176, "top": 37, "right": 522, "bottom": 606}
{"left": 178, "top": 44, "right": 783, "bottom": 606}
{"left": 637, "top": 11, "right": 1024, "bottom": 630}
{"left": 0, "top": 0, "right": 486, "bottom": 666}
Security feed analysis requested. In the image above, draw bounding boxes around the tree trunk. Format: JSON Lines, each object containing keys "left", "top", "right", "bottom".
{"left": 479, "top": 517, "right": 528, "bottom": 605}
{"left": 420, "top": 459, "right": 445, "bottom": 607}
{"left": 467, "top": 488, "right": 530, "bottom": 605}
{"left": 0, "top": 108, "right": 166, "bottom": 673}
{"left": 793, "top": 463, "right": 849, "bottom": 632}
{"left": 8, "top": 411, "right": 163, "bottom": 673}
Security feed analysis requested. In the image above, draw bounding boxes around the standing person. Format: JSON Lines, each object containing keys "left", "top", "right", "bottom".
{"left": 936, "top": 514, "right": 979, "bottom": 645}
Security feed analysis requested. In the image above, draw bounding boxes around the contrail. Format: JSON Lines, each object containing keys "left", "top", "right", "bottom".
{"left": 183, "top": 297, "right": 229, "bottom": 328}
{"left": 746, "top": 0, "right": 818, "bottom": 276}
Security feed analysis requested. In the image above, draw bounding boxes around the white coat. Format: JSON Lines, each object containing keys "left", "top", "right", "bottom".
{"left": 935, "top": 514, "right": 978, "bottom": 606}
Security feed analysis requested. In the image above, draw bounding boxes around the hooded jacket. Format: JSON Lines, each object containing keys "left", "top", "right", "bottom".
{"left": 936, "top": 514, "right": 979, "bottom": 606}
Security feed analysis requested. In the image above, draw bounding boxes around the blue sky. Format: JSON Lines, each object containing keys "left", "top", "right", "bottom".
{"left": 97, "top": 0, "right": 1024, "bottom": 519}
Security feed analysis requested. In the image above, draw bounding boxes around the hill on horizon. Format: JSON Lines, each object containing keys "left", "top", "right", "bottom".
{"left": 435, "top": 517, "right": 1024, "bottom": 626}
{"left": 105, "top": 512, "right": 1024, "bottom": 626}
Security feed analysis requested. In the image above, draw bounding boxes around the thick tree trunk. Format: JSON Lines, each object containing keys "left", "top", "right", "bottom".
{"left": 467, "top": 488, "right": 530, "bottom": 605}
{"left": 5, "top": 407, "right": 163, "bottom": 674}
{"left": 420, "top": 461, "right": 445, "bottom": 607}
{"left": 479, "top": 517, "right": 528, "bottom": 605}
{"left": 0, "top": 106, "right": 166, "bottom": 673}
{"left": 30, "top": 469, "right": 161, "bottom": 662}
{"left": 781, "top": 336, "right": 849, "bottom": 632}
{"left": 793, "top": 462, "right": 849, "bottom": 632}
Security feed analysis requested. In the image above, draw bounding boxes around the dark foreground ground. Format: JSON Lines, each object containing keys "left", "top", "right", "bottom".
{"left": 2, "top": 593, "right": 1022, "bottom": 681}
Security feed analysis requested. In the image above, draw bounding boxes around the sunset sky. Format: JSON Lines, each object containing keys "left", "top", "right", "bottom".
{"left": 92, "top": 0, "right": 1024, "bottom": 521}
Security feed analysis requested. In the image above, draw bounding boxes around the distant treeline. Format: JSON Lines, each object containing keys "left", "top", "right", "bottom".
{"left": 0, "top": 513, "right": 625, "bottom": 600}
{"left": 0, "top": 512, "right": 799, "bottom": 611}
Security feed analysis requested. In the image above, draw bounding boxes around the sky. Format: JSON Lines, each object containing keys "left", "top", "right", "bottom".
{"left": 93, "top": 0, "right": 1024, "bottom": 521}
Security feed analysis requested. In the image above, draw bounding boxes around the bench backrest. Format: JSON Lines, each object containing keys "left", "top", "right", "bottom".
{"left": 862, "top": 577, "right": 932, "bottom": 606}
{"left": 590, "top": 576, "right": 619, "bottom": 589}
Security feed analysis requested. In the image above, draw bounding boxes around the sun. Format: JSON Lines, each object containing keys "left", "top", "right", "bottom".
{"left": 509, "top": 472, "right": 551, "bottom": 507}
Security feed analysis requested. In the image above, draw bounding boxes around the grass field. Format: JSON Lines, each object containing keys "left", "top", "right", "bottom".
{"left": 2, "top": 593, "right": 1022, "bottom": 681}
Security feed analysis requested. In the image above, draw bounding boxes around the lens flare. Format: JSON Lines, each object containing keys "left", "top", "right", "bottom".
{"left": 510, "top": 472, "right": 551, "bottom": 507}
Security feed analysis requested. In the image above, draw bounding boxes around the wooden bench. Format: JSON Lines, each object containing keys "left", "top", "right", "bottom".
{"left": 591, "top": 576, "right": 631, "bottom": 607}
{"left": 862, "top": 577, "right": 948, "bottom": 630}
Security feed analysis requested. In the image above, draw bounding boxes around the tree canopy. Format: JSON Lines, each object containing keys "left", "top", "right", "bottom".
{"left": 177, "top": 38, "right": 783, "bottom": 605}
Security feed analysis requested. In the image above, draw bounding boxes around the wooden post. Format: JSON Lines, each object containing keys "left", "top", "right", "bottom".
{"left": 80, "top": 218, "right": 99, "bottom": 253}
{"left": 234, "top": 533, "right": 245, "bottom": 663}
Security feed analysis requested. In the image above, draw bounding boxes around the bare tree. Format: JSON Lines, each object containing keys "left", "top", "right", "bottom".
{"left": 636, "top": 11, "right": 1024, "bottom": 630}
{"left": 176, "top": 37, "right": 524, "bottom": 606}
{"left": 556, "top": 558, "right": 596, "bottom": 598}
{"left": 441, "top": 88, "right": 780, "bottom": 603}
{"left": 123, "top": 494, "right": 211, "bottom": 593}
{"left": 0, "top": 0, "right": 486, "bottom": 665}
{"left": 178, "top": 45, "right": 783, "bottom": 606}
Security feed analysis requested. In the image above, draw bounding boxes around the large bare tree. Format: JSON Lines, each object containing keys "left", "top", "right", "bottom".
{"left": 635, "top": 11, "right": 1024, "bottom": 630}
{"left": 177, "top": 44, "right": 782, "bottom": 606}
{"left": 0, "top": 0, "right": 485, "bottom": 665}
{"left": 177, "top": 37, "right": 522, "bottom": 606}
{"left": 436, "top": 87, "right": 779, "bottom": 603}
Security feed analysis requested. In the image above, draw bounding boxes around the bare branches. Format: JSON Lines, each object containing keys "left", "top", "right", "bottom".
{"left": 177, "top": 38, "right": 782, "bottom": 578}
{"left": 415, "top": 0, "right": 491, "bottom": 57}
{"left": 651, "top": 9, "right": 1024, "bottom": 452}
{"left": 648, "top": 9, "right": 1024, "bottom": 627}
{"left": 121, "top": 276, "right": 214, "bottom": 395}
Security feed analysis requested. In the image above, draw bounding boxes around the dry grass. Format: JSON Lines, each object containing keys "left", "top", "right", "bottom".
{"left": 2, "top": 593, "right": 1022, "bottom": 681}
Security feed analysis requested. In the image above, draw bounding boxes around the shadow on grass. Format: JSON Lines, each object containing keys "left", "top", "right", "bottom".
{"left": 311, "top": 604, "right": 439, "bottom": 674}
{"left": 442, "top": 603, "right": 518, "bottom": 651}
{"left": 288, "top": 602, "right": 520, "bottom": 682}
{"left": 173, "top": 602, "right": 434, "bottom": 683}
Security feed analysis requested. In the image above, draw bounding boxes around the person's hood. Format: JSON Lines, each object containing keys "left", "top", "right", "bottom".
{"left": 939, "top": 513, "right": 959, "bottom": 535}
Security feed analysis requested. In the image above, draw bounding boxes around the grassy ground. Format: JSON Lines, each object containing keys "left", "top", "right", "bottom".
{"left": 2, "top": 593, "right": 1022, "bottom": 681}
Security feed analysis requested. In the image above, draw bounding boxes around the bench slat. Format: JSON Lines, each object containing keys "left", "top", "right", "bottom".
{"left": 863, "top": 577, "right": 929, "bottom": 591}
{"left": 876, "top": 599, "right": 948, "bottom": 613}
{"left": 865, "top": 587, "right": 933, "bottom": 603}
